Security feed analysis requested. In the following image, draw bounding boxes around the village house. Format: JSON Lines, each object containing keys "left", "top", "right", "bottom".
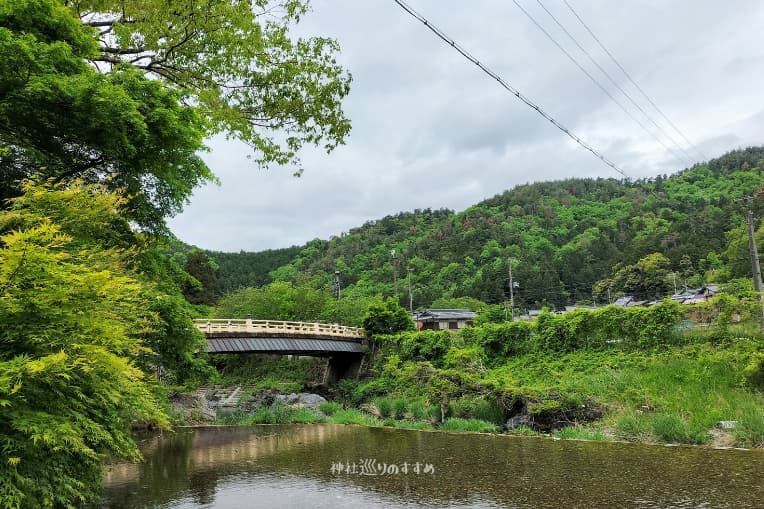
{"left": 413, "top": 309, "right": 477, "bottom": 331}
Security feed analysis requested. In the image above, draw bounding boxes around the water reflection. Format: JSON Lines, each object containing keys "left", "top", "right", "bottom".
{"left": 101, "top": 425, "right": 764, "bottom": 508}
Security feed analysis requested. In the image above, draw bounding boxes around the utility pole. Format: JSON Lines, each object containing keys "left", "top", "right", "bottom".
{"left": 407, "top": 267, "right": 414, "bottom": 313}
{"left": 744, "top": 196, "right": 764, "bottom": 330}
{"left": 607, "top": 287, "right": 612, "bottom": 305}
{"left": 672, "top": 272, "right": 678, "bottom": 295}
{"left": 333, "top": 270, "right": 341, "bottom": 300}
{"left": 391, "top": 249, "right": 399, "bottom": 299}
{"left": 508, "top": 258, "right": 515, "bottom": 321}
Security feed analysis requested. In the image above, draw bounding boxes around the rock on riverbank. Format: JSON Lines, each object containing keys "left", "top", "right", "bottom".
{"left": 169, "top": 386, "right": 328, "bottom": 423}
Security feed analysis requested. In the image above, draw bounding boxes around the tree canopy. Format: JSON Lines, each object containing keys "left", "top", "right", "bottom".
{"left": 0, "top": 0, "right": 351, "bottom": 231}
{"left": 73, "top": 0, "right": 351, "bottom": 170}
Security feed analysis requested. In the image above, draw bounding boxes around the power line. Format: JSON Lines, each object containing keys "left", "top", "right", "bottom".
{"left": 561, "top": 0, "right": 707, "bottom": 162}
{"left": 391, "top": 0, "right": 629, "bottom": 179}
{"left": 534, "top": 0, "right": 696, "bottom": 166}
{"left": 510, "top": 0, "right": 692, "bottom": 168}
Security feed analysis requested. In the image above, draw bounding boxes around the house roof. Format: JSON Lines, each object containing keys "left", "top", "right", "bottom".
{"left": 414, "top": 309, "right": 477, "bottom": 321}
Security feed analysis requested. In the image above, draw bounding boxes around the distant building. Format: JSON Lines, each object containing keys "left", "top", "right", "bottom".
{"left": 413, "top": 309, "right": 476, "bottom": 331}
{"left": 613, "top": 285, "right": 722, "bottom": 308}
{"left": 613, "top": 296, "right": 634, "bottom": 307}
{"left": 671, "top": 285, "right": 720, "bottom": 305}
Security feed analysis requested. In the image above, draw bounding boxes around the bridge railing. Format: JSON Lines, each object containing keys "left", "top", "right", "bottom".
{"left": 193, "top": 319, "right": 366, "bottom": 339}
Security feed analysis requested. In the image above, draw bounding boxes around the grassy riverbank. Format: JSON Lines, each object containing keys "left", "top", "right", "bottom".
{"left": 203, "top": 303, "right": 764, "bottom": 448}
{"left": 204, "top": 344, "right": 764, "bottom": 446}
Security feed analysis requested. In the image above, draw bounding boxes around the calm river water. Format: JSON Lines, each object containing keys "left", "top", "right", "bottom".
{"left": 101, "top": 424, "right": 763, "bottom": 508}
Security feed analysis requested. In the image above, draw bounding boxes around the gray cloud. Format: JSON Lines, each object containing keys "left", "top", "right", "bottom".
{"left": 169, "top": 0, "right": 764, "bottom": 251}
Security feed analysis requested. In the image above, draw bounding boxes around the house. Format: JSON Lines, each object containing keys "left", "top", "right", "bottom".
{"left": 672, "top": 285, "right": 720, "bottom": 305}
{"left": 613, "top": 296, "right": 634, "bottom": 307}
{"left": 413, "top": 309, "right": 477, "bottom": 331}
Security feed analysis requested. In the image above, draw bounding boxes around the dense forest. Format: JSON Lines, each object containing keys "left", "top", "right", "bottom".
{"left": 205, "top": 147, "right": 764, "bottom": 310}
{"left": 210, "top": 246, "right": 302, "bottom": 294}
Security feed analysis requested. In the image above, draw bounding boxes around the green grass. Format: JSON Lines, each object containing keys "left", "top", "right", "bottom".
{"left": 215, "top": 403, "right": 327, "bottom": 425}
{"left": 554, "top": 426, "right": 608, "bottom": 441}
{"left": 615, "top": 412, "right": 652, "bottom": 441}
{"left": 409, "top": 399, "right": 439, "bottom": 421}
{"left": 484, "top": 342, "right": 764, "bottom": 446}
{"left": 318, "top": 401, "right": 342, "bottom": 416}
{"left": 373, "top": 397, "right": 393, "bottom": 418}
{"left": 440, "top": 418, "right": 497, "bottom": 433}
{"left": 733, "top": 402, "right": 764, "bottom": 447}
{"left": 650, "top": 414, "right": 708, "bottom": 444}
{"left": 505, "top": 426, "right": 541, "bottom": 436}
{"left": 328, "top": 408, "right": 381, "bottom": 426}
{"left": 392, "top": 420, "right": 433, "bottom": 430}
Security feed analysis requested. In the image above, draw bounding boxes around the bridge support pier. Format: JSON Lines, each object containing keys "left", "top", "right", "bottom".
{"left": 325, "top": 353, "right": 364, "bottom": 383}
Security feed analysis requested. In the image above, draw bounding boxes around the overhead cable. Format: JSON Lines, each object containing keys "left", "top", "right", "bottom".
{"left": 535, "top": 0, "right": 696, "bottom": 166}
{"left": 510, "top": 0, "right": 692, "bottom": 167}
{"left": 391, "top": 0, "right": 630, "bottom": 179}
{"left": 562, "top": 0, "right": 707, "bottom": 162}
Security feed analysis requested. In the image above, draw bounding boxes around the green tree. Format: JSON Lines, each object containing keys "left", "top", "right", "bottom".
{"left": 0, "top": 0, "right": 212, "bottom": 231}
{"left": 0, "top": 181, "right": 166, "bottom": 508}
{"left": 1, "top": 0, "right": 351, "bottom": 231}
{"left": 213, "top": 281, "right": 328, "bottom": 321}
{"left": 362, "top": 297, "right": 414, "bottom": 337}
{"left": 7, "top": 180, "right": 211, "bottom": 384}
{"left": 182, "top": 251, "right": 219, "bottom": 305}
{"left": 71, "top": 0, "right": 351, "bottom": 171}
{"left": 611, "top": 253, "right": 672, "bottom": 300}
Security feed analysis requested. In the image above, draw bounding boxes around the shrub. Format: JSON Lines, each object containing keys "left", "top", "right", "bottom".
{"left": 440, "top": 418, "right": 496, "bottom": 433}
{"left": 651, "top": 414, "right": 708, "bottom": 444}
{"left": 395, "top": 330, "right": 453, "bottom": 363}
{"left": 554, "top": 426, "right": 608, "bottom": 441}
{"left": 329, "top": 409, "right": 381, "bottom": 426}
{"left": 318, "top": 401, "right": 342, "bottom": 416}
{"left": 743, "top": 354, "right": 764, "bottom": 390}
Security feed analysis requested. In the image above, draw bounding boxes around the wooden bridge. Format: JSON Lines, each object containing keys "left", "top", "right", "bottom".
{"left": 193, "top": 319, "right": 367, "bottom": 380}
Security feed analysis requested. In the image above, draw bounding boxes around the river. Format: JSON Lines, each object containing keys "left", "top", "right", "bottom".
{"left": 101, "top": 424, "right": 763, "bottom": 508}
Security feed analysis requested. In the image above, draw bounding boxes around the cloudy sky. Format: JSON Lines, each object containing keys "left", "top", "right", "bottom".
{"left": 169, "top": 0, "right": 764, "bottom": 252}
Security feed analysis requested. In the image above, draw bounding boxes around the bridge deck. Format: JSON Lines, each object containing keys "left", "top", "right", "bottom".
{"left": 194, "top": 319, "right": 364, "bottom": 339}
{"left": 195, "top": 319, "right": 366, "bottom": 355}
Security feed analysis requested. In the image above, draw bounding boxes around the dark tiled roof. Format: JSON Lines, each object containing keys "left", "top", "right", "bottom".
{"left": 414, "top": 309, "right": 477, "bottom": 321}
{"left": 206, "top": 337, "right": 365, "bottom": 354}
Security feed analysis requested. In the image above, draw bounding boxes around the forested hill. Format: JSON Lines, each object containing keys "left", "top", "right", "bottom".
{"left": 207, "top": 147, "right": 764, "bottom": 309}
{"left": 208, "top": 246, "right": 302, "bottom": 292}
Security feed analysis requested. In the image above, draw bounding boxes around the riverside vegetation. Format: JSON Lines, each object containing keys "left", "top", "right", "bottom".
{"left": 202, "top": 297, "right": 764, "bottom": 448}
{"left": 0, "top": 1, "right": 763, "bottom": 508}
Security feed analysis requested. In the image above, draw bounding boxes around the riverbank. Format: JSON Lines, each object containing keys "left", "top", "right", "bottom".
{"left": 173, "top": 325, "right": 764, "bottom": 448}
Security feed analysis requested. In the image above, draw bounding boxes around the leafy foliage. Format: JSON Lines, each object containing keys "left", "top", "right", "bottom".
{"left": 208, "top": 246, "right": 301, "bottom": 293}
{"left": 0, "top": 181, "right": 167, "bottom": 508}
{"left": 362, "top": 298, "right": 414, "bottom": 337}
{"left": 0, "top": 0, "right": 212, "bottom": 231}
{"left": 182, "top": 251, "right": 219, "bottom": 305}
{"left": 70, "top": 0, "right": 351, "bottom": 172}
